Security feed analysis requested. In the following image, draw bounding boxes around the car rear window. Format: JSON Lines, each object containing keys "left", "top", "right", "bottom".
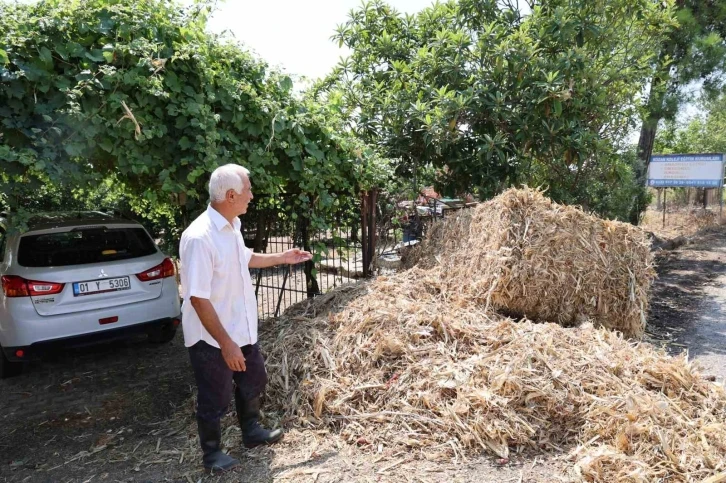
{"left": 18, "top": 227, "right": 158, "bottom": 267}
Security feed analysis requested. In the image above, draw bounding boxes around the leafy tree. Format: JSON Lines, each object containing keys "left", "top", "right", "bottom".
{"left": 320, "top": 0, "right": 674, "bottom": 218}
{"left": 0, "top": 175, "right": 179, "bottom": 253}
{"left": 656, "top": 94, "right": 726, "bottom": 155}
{"left": 630, "top": 0, "right": 726, "bottom": 223}
{"left": 651, "top": 94, "right": 726, "bottom": 209}
{"left": 0, "top": 0, "right": 389, "bottom": 234}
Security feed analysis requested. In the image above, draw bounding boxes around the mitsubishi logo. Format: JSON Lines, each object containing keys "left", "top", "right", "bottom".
{"left": 98, "top": 269, "right": 109, "bottom": 278}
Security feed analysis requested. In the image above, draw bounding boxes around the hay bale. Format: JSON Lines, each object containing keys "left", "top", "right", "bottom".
{"left": 437, "top": 187, "right": 655, "bottom": 338}
{"left": 401, "top": 209, "right": 473, "bottom": 270}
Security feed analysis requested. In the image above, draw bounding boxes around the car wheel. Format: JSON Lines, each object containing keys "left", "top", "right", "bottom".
{"left": 0, "top": 347, "right": 24, "bottom": 379}
{"left": 147, "top": 324, "right": 177, "bottom": 344}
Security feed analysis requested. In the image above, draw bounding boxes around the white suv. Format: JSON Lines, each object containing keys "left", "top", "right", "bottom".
{"left": 0, "top": 211, "right": 181, "bottom": 378}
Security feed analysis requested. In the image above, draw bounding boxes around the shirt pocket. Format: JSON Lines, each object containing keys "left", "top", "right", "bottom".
{"left": 212, "top": 236, "right": 237, "bottom": 282}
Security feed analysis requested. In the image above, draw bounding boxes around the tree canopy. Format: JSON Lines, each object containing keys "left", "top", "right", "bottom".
{"left": 0, "top": 0, "right": 389, "bottom": 230}
{"left": 318, "top": 0, "right": 676, "bottom": 219}
{"left": 655, "top": 94, "right": 726, "bottom": 155}
{"left": 631, "top": 0, "right": 726, "bottom": 222}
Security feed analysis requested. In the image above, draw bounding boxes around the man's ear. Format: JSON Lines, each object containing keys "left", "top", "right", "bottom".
{"left": 225, "top": 189, "right": 235, "bottom": 202}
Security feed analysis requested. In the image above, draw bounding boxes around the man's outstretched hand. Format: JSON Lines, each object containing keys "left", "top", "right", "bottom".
{"left": 282, "top": 248, "right": 313, "bottom": 265}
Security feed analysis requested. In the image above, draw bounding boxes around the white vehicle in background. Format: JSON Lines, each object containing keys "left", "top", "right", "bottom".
{"left": 0, "top": 211, "right": 181, "bottom": 378}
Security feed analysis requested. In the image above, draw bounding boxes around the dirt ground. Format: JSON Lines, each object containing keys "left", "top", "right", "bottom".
{"left": 646, "top": 226, "right": 726, "bottom": 383}
{"left": 2, "top": 218, "right": 726, "bottom": 482}
{"left": 0, "top": 333, "right": 572, "bottom": 483}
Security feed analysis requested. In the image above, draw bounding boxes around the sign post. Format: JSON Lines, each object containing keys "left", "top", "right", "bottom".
{"left": 663, "top": 188, "right": 666, "bottom": 228}
{"left": 647, "top": 153, "right": 725, "bottom": 226}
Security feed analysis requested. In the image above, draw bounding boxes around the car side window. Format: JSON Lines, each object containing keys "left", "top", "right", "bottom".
{"left": 0, "top": 227, "right": 6, "bottom": 264}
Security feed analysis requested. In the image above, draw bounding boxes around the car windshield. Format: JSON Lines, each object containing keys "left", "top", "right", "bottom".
{"left": 18, "top": 227, "right": 157, "bottom": 267}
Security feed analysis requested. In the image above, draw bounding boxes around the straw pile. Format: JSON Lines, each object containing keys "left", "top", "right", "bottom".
{"left": 261, "top": 271, "right": 726, "bottom": 481}
{"left": 410, "top": 188, "right": 655, "bottom": 338}
{"left": 257, "top": 188, "right": 726, "bottom": 481}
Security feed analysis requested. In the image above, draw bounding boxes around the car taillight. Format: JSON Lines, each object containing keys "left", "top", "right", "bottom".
{"left": 1, "top": 276, "right": 64, "bottom": 297}
{"left": 1, "top": 276, "right": 28, "bottom": 297}
{"left": 136, "top": 258, "right": 176, "bottom": 282}
{"left": 27, "top": 280, "right": 65, "bottom": 296}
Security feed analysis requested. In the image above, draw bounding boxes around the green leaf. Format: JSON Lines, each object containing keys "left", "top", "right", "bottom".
{"left": 554, "top": 100, "right": 562, "bottom": 117}
{"left": 39, "top": 47, "right": 53, "bottom": 66}
{"left": 99, "top": 138, "right": 114, "bottom": 152}
{"left": 55, "top": 43, "right": 69, "bottom": 60}
{"left": 76, "top": 70, "right": 93, "bottom": 81}
{"left": 55, "top": 77, "right": 71, "bottom": 90}
{"left": 165, "top": 71, "right": 181, "bottom": 92}
{"left": 102, "top": 51, "right": 114, "bottom": 63}
{"left": 0, "top": 49, "right": 8, "bottom": 65}
{"left": 64, "top": 143, "right": 83, "bottom": 157}
{"left": 305, "top": 143, "right": 325, "bottom": 161}
{"left": 85, "top": 50, "right": 105, "bottom": 62}
{"left": 279, "top": 76, "right": 293, "bottom": 92}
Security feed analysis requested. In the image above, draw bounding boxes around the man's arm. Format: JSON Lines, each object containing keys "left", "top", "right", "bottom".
{"left": 248, "top": 248, "right": 312, "bottom": 269}
{"left": 190, "top": 296, "right": 247, "bottom": 372}
{"left": 248, "top": 252, "right": 285, "bottom": 269}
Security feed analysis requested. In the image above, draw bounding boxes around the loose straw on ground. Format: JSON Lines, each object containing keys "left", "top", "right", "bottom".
{"left": 256, "top": 188, "right": 725, "bottom": 482}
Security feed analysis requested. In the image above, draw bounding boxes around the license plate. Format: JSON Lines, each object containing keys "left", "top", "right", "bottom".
{"left": 73, "top": 277, "right": 131, "bottom": 296}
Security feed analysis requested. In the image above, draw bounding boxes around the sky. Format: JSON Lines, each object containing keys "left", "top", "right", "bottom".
{"left": 204, "top": 0, "right": 435, "bottom": 81}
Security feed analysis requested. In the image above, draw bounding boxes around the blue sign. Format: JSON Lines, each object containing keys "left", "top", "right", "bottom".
{"left": 647, "top": 153, "right": 724, "bottom": 188}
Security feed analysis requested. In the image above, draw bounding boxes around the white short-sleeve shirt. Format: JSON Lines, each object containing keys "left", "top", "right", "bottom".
{"left": 179, "top": 205, "right": 258, "bottom": 348}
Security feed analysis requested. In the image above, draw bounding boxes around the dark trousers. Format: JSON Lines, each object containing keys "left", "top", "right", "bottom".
{"left": 188, "top": 341, "right": 268, "bottom": 423}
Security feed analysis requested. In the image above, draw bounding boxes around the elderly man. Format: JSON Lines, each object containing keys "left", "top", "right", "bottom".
{"left": 180, "top": 164, "right": 311, "bottom": 473}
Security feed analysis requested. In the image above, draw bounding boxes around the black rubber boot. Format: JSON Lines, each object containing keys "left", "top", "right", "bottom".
{"left": 197, "top": 419, "right": 240, "bottom": 473}
{"left": 235, "top": 395, "right": 283, "bottom": 449}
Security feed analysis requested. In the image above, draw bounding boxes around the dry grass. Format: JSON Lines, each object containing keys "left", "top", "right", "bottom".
{"left": 641, "top": 206, "right": 722, "bottom": 240}
{"left": 258, "top": 188, "right": 726, "bottom": 482}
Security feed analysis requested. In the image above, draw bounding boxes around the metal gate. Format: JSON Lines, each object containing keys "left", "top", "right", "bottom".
{"left": 242, "top": 194, "right": 370, "bottom": 319}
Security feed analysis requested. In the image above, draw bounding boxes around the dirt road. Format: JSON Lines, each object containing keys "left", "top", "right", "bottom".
{"left": 648, "top": 226, "right": 726, "bottom": 383}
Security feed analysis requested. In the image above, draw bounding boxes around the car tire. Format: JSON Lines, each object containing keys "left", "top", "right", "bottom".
{"left": 147, "top": 324, "right": 177, "bottom": 344}
{"left": 0, "top": 347, "right": 24, "bottom": 379}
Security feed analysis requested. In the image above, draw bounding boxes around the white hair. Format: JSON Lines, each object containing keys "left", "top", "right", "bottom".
{"left": 209, "top": 164, "right": 250, "bottom": 203}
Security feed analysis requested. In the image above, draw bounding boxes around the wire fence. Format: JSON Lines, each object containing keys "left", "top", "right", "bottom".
{"left": 242, "top": 192, "right": 474, "bottom": 320}
{"left": 242, "top": 196, "right": 366, "bottom": 319}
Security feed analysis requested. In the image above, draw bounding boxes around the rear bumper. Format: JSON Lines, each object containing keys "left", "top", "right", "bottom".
{"left": 2, "top": 316, "right": 180, "bottom": 362}
{"left": 0, "top": 278, "right": 181, "bottom": 347}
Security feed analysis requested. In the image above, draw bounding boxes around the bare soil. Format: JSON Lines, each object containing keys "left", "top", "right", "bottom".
{"left": 646, "top": 225, "right": 726, "bottom": 384}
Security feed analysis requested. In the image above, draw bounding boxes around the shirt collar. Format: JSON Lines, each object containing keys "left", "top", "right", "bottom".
{"left": 207, "top": 205, "right": 241, "bottom": 232}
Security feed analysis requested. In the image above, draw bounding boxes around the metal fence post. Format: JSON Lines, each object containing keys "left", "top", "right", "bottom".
{"left": 361, "top": 192, "right": 370, "bottom": 278}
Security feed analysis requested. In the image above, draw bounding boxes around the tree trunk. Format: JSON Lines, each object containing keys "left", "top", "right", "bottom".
{"left": 629, "top": 121, "right": 658, "bottom": 224}
{"left": 656, "top": 189, "right": 662, "bottom": 211}
{"left": 628, "top": 59, "right": 671, "bottom": 225}
{"left": 300, "top": 217, "right": 320, "bottom": 298}
{"left": 253, "top": 210, "right": 269, "bottom": 253}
